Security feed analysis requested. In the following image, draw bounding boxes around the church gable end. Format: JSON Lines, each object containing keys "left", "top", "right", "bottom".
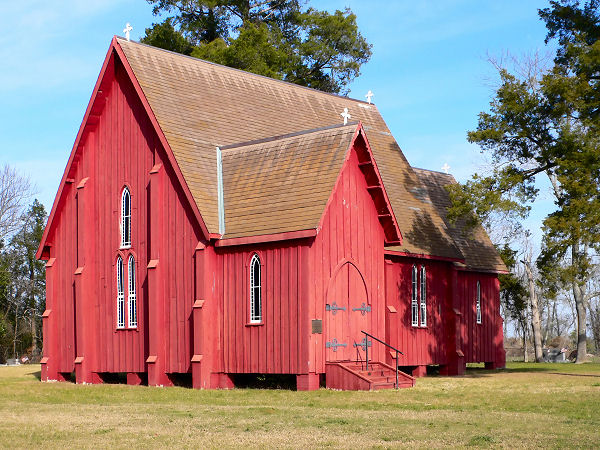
{"left": 38, "top": 41, "right": 205, "bottom": 382}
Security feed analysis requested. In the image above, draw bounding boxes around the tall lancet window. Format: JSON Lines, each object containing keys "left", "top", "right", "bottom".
{"left": 411, "top": 265, "right": 419, "bottom": 327}
{"left": 476, "top": 281, "right": 482, "bottom": 324}
{"left": 250, "top": 254, "right": 262, "bottom": 323}
{"left": 128, "top": 255, "right": 137, "bottom": 328}
{"left": 121, "top": 187, "right": 131, "bottom": 247}
{"left": 116, "top": 256, "right": 125, "bottom": 328}
{"left": 420, "top": 265, "right": 427, "bottom": 327}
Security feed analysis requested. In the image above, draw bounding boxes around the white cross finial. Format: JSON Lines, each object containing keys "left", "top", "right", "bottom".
{"left": 441, "top": 163, "right": 451, "bottom": 174}
{"left": 340, "top": 107, "right": 351, "bottom": 125}
{"left": 365, "top": 90, "right": 374, "bottom": 104}
{"left": 123, "top": 23, "right": 133, "bottom": 41}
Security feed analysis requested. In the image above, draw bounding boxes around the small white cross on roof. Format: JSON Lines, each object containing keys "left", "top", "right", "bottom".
{"left": 365, "top": 90, "right": 374, "bottom": 104}
{"left": 123, "top": 23, "right": 133, "bottom": 41}
{"left": 441, "top": 163, "right": 451, "bottom": 174}
{"left": 340, "top": 107, "right": 351, "bottom": 125}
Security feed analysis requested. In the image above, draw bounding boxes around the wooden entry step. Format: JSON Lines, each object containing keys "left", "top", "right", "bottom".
{"left": 325, "top": 361, "right": 415, "bottom": 390}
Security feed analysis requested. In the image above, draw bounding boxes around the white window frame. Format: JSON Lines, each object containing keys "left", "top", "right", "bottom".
{"left": 116, "top": 256, "right": 125, "bottom": 329}
{"left": 411, "top": 265, "right": 418, "bottom": 327}
{"left": 249, "top": 253, "right": 262, "bottom": 323}
{"left": 420, "top": 265, "right": 427, "bottom": 327}
{"left": 476, "top": 281, "right": 482, "bottom": 324}
{"left": 121, "top": 187, "right": 131, "bottom": 248}
{"left": 128, "top": 255, "right": 137, "bottom": 328}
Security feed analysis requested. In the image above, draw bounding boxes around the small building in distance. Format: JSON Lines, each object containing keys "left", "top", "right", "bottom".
{"left": 37, "top": 37, "right": 506, "bottom": 390}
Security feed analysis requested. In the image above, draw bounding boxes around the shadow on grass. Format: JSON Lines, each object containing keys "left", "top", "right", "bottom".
{"left": 547, "top": 372, "right": 600, "bottom": 378}
{"left": 463, "top": 363, "right": 600, "bottom": 378}
{"left": 461, "top": 369, "right": 496, "bottom": 378}
{"left": 29, "top": 370, "right": 41, "bottom": 381}
{"left": 460, "top": 365, "right": 558, "bottom": 379}
{"left": 500, "top": 367, "right": 556, "bottom": 374}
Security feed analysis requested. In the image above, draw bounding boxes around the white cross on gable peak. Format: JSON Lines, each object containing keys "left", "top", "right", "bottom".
{"left": 441, "top": 163, "right": 451, "bottom": 174}
{"left": 123, "top": 23, "right": 133, "bottom": 41}
{"left": 340, "top": 107, "right": 351, "bottom": 125}
{"left": 365, "top": 90, "right": 374, "bottom": 104}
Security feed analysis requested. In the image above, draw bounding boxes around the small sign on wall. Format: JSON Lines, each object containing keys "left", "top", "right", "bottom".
{"left": 311, "top": 319, "right": 323, "bottom": 334}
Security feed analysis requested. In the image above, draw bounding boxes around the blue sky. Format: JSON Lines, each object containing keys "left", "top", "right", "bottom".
{"left": 0, "top": 0, "right": 555, "bottom": 244}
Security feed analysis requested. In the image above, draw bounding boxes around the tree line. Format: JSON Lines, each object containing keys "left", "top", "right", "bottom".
{"left": 0, "top": 165, "right": 46, "bottom": 363}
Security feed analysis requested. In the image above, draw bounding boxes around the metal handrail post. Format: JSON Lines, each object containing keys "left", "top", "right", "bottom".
{"left": 395, "top": 350, "right": 399, "bottom": 389}
{"left": 365, "top": 337, "right": 369, "bottom": 371}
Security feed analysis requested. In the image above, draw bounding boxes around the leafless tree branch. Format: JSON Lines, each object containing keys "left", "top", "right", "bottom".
{"left": 0, "top": 164, "right": 34, "bottom": 241}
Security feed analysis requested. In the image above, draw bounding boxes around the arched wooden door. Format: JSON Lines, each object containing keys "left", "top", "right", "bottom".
{"left": 325, "top": 261, "right": 370, "bottom": 362}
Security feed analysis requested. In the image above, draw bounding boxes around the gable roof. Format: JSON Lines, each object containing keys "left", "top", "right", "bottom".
{"left": 220, "top": 122, "right": 401, "bottom": 243}
{"left": 115, "top": 37, "right": 463, "bottom": 260}
{"left": 412, "top": 168, "right": 507, "bottom": 273}
{"left": 221, "top": 124, "right": 355, "bottom": 239}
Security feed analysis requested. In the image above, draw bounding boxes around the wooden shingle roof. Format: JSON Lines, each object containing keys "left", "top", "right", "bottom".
{"left": 117, "top": 37, "right": 466, "bottom": 260}
{"left": 221, "top": 124, "right": 357, "bottom": 239}
{"left": 412, "top": 168, "right": 507, "bottom": 273}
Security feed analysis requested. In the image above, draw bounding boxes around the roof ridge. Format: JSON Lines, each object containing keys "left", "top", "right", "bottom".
{"left": 412, "top": 166, "right": 457, "bottom": 178}
{"left": 219, "top": 122, "right": 359, "bottom": 151}
{"left": 116, "top": 36, "right": 374, "bottom": 106}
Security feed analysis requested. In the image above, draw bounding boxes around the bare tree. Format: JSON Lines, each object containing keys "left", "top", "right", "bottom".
{"left": 0, "top": 164, "right": 34, "bottom": 241}
{"left": 586, "top": 264, "right": 600, "bottom": 355}
{"left": 523, "top": 253, "right": 544, "bottom": 362}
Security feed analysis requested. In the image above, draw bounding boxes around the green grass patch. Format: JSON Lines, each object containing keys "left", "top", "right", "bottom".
{"left": 0, "top": 362, "right": 599, "bottom": 447}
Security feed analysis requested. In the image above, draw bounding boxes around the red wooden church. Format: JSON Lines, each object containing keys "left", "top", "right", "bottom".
{"left": 37, "top": 37, "right": 507, "bottom": 390}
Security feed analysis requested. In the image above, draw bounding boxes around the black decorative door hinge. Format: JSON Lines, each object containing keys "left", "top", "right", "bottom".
{"left": 353, "top": 337, "right": 372, "bottom": 352}
{"left": 326, "top": 302, "right": 346, "bottom": 315}
{"left": 326, "top": 338, "right": 347, "bottom": 352}
{"left": 352, "top": 302, "right": 371, "bottom": 316}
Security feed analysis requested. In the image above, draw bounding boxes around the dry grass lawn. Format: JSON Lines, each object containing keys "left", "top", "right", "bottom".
{"left": 0, "top": 363, "right": 599, "bottom": 448}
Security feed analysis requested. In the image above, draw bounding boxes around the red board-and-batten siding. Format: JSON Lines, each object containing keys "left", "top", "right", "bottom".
{"left": 457, "top": 272, "right": 503, "bottom": 364}
{"left": 309, "top": 139, "right": 387, "bottom": 374}
{"left": 216, "top": 244, "right": 309, "bottom": 375}
{"left": 384, "top": 257, "right": 503, "bottom": 367}
{"left": 384, "top": 258, "right": 449, "bottom": 366}
{"left": 216, "top": 135, "right": 387, "bottom": 376}
{"left": 43, "top": 53, "right": 203, "bottom": 378}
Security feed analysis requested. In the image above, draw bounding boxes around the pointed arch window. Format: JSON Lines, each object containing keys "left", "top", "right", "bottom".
{"left": 116, "top": 256, "right": 125, "bottom": 328}
{"left": 410, "top": 264, "right": 427, "bottom": 327}
{"left": 250, "top": 254, "right": 262, "bottom": 323}
{"left": 121, "top": 187, "right": 131, "bottom": 248}
{"left": 411, "top": 265, "right": 419, "bottom": 327}
{"left": 128, "top": 255, "right": 137, "bottom": 328}
{"left": 476, "top": 281, "right": 482, "bottom": 324}
{"left": 420, "top": 265, "right": 427, "bottom": 327}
